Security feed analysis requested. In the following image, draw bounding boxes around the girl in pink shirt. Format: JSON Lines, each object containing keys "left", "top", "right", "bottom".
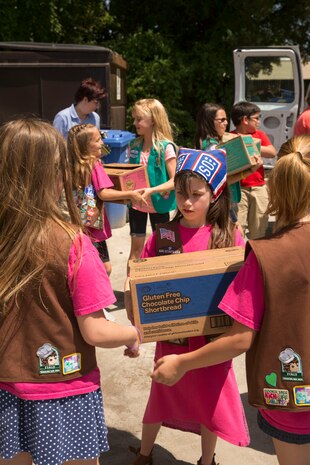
{"left": 0, "top": 119, "right": 140, "bottom": 465}
{"left": 68, "top": 123, "right": 144, "bottom": 275}
{"left": 126, "top": 148, "right": 249, "bottom": 465}
{"left": 152, "top": 135, "right": 310, "bottom": 465}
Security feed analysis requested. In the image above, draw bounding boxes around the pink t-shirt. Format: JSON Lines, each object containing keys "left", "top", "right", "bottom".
{"left": 87, "top": 161, "right": 114, "bottom": 242}
{"left": 129, "top": 143, "right": 176, "bottom": 213}
{"left": 294, "top": 107, "right": 310, "bottom": 136}
{"left": 0, "top": 233, "right": 116, "bottom": 400}
{"left": 141, "top": 223, "right": 250, "bottom": 446}
{"left": 219, "top": 251, "right": 310, "bottom": 434}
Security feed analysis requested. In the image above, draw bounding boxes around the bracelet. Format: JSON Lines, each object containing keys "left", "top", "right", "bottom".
{"left": 134, "top": 325, "right": 142, "bottom": 343}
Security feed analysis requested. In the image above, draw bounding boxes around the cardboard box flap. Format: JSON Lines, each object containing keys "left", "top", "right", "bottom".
{"left": 129, "top": 247, "right": 244, "bottom": 279}
{"left": 104, "top": 163, "right": 143, "bottom": 170}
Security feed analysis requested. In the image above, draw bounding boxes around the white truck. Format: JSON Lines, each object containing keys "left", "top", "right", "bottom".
{"left": 233, "top": 45, "right": 306, "bottom": 165}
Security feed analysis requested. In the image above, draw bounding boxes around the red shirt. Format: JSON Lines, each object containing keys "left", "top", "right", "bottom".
{"left": 231, "top": 129, "right": 272, "bottom": 187}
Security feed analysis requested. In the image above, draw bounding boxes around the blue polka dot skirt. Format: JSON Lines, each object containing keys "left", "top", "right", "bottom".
{"left": 0, "top": 388, "right": 109, "bottom": 465}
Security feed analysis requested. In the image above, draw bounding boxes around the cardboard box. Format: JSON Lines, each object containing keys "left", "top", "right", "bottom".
{"left": 104, "top": 163, "right": 150, "bottom": 204}
{"left": 129, "top": 247, "right": 244, "bottom": 343}
{"left": 218, "top": 134, "right": 260, "bottom": 175}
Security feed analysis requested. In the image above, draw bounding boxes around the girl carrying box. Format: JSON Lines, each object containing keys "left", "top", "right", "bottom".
{"left": 152, "top": 135, "right": 310, "bottom": 465}
{"left": 68, "top": 123, "right": 144, "bottom": 276}
{"left": 125, "top": 148, "right": 249, "bottom": 465}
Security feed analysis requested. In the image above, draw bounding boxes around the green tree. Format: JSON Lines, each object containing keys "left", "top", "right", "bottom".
{"left": 0, "top": 0, "right": 116, "bottom": 43}
{"left": 0, "top": 0, "right": 309, "bottom": 145}
{"left": 108, "top": 0, "right": 310, "bottom": 145}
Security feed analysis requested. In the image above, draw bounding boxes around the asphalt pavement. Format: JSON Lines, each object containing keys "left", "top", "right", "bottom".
{"left": 97, "top": 220, "right": 278, "bottom": 465}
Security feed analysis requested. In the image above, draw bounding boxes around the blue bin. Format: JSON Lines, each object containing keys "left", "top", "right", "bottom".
{"left": 102, "top": 130, "right": 136, "bottom": 229}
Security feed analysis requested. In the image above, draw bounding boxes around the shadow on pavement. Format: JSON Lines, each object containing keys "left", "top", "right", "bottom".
{"left": 101, "top": 427, "right": 193, "bottom": 464}
{"left": 241, "top": 393, "right": 275, "bottom": 456}
{"left": 107, "top": 290, "right": 125, "bottom": 311}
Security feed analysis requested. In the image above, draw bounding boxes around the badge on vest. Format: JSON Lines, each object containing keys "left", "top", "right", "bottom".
{"left": 37, "top": 343, "right": 61, "bottom": 375}
{"left": 263, "top": 388, "right": 289, "bottom": 407}
{"left": 293, "top": 386, "right": 310, "bottom": 407}
{"left": 159, "top": 228, "right": 175, "bottom": 242}
{"left": 278, "top": 347, "right": 303, "bottom": 382}
{"left": 62, "top": 353, "right": 82, "bottom": 375}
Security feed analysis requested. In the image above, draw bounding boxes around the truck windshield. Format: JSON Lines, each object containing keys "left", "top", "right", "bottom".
{"left": 245, "top": 56, "right": 295, "bottom": 104}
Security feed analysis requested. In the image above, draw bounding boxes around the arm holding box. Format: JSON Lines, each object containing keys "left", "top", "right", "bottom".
{"left": 97, "top": 185, "right": 146, "bottom": 205}
{"left": 140, "top": 156, "right": 176, "bottom": 203}
{"left": 151, "top": 320, "right": 256, "bottom": 386}
{"left": 260, "top": 144, "right": 277, "bottom": 158}
{"left": 227, "top": 154, "right": 263, "bottom": 185}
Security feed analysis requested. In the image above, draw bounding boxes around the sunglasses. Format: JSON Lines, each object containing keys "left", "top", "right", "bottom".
{"left": 214, "top": 118, "right": 228, "bottom": 123}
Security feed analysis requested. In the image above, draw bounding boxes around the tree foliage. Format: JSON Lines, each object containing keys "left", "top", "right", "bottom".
{"left": 0, "top": 0, "right": 309, "bottom": 145}
{"left": 107, "top": 0, "right": 310, "bottom": 144}
{"left": 0, "top": 0, "right": 116, "bottom": 44}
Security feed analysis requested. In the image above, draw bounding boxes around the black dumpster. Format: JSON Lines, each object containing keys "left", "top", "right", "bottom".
{"left": 0, "top": 41, "right": 128, "bottom": 129}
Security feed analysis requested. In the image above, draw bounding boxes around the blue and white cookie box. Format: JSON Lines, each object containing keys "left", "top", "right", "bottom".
{"left": 129, "top": 247, "right": 244, "bottom": 343}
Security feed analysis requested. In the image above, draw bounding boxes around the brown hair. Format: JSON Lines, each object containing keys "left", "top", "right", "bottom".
{"left": 195, "top": 103, "right": 225, "bottom": 148}
{"left": 67, "top": 123, "right": 98, "bottom": 189}
{"left": 74, "top": 77, "right": 106, "bottom": 104}
{"left": 267, "top": 135, "right": 310, "bottom": 231}
{"left": 0, "top": 118, "right": 82, "bottom": 311}
{"left": 173, "top": 171, "right": 235, "bottom": 248}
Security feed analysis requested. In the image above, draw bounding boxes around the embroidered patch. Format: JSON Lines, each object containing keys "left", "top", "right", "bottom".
{"left": 62, "top": 353, "right": 81, "bottom": 375}
{"left": 265, "top": 372, "right": 277, "bottom": 387}
{"left": 278, "top": 347, "right": 303, "bottom": 382}
{"left": 37, "top": 343, "right": 61, "bottom": 375}
{"left": 263, "top": 388, "right": 289, "bottom": 406}
{"left": 159, "top": 228, "right": 175, "bottom": 242}
{"left": 293, "top": 386, "right": 310, "bottom": 407}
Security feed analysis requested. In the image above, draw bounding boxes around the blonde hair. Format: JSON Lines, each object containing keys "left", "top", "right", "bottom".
{"left": 67, "top": 124, "right": 98, "bottom": 189}
{"left": 132, "top": 98, "right": 175, "bottom": 153}
{"left": 267, "top": 135, "right": 310, "bottom": 230}
{"left": 0, "top": 118, "right": 82, "bottom": 311}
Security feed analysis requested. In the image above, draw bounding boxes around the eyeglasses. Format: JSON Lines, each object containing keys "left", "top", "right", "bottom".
{"left": 214, "top": 118, "right": 228, "bottom": 123}
{"left": 248, "top": 116, "right": 260, "bottom": 121}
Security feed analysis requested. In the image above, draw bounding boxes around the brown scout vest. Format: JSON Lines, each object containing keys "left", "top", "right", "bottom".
{"left": 0, "top": 224, "right": 97, "bottom": 382}
{"left": 246, "top": 223, "right": 310, "bottom": 412}
{"left": 155, "top": 221, "right": 236, "bottom": 255}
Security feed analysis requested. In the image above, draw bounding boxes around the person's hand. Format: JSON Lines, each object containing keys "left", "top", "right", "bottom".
{"left": 124, "top": 346, "right": 140, "bottom": 358}
{"left": 124, "top": 326, "right": 141, "bottom": 358}
{"left": 129, "top": 189, "right": 148, "bottom": 206}
{"left": 250, "top": 155, "right": 263, "bottom": 173}
{"left": 140, "top": 187, "right": 154, "bottom": 203}
{"left": 151, "top": 354, "right": 186, "bottom": 386}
